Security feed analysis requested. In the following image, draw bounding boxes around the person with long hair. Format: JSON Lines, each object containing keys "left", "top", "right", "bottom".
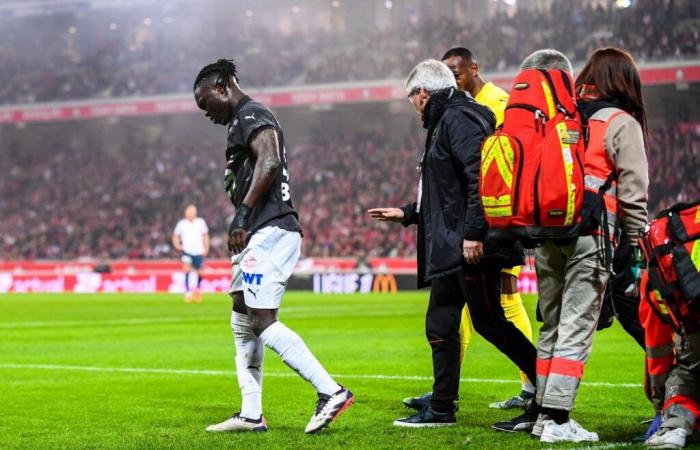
{"left": 524, "top": 48, "right": 649, "bottom": 443}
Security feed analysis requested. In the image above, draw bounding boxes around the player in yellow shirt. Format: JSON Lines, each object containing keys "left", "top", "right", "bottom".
{"left": 444, "top": 47, "right": 534, "bottom": 409}
{"left": 402, "top": 47, "right": 535, "bottom": 412}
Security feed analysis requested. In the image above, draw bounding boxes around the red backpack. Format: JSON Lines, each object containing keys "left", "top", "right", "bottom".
{"left": 480, "top": 69, "right": 585, "bottom": 245}
{"left": 640, "top": 200, "right": 700, "bottom": 333}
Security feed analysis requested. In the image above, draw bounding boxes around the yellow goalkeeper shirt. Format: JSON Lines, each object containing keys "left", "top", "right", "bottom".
{"left": 474, "top": 82, "right": 509, "bottom": 127}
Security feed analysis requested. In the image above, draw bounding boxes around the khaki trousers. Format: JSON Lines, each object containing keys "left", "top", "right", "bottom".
{"left": 535, "top": 235, "right": 610, "bottom": 411}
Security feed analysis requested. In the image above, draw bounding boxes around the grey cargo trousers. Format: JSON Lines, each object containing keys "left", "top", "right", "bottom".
{"left": 535, "top": 235, "right": 611, "bottom": 411}
{"left": 661, "top": 330, "right": 700, "bottom": 433}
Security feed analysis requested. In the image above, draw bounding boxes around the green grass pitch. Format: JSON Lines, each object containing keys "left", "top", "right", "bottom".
{"left": 0, "top": 292, "right": 695, "bottom": 449}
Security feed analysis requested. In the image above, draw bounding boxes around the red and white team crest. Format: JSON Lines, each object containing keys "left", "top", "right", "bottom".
{"left": 242, "top": 254, "right": 258, "bottom": 270}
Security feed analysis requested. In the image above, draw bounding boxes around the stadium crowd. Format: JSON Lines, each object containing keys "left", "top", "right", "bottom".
{"left": 1, "top": 121, "right": 697, "bottom": 260}
{"left": 0, "top": 128, "right": 418, "bottom": 260}
{"left": 0, "top": 0, "right": 698, "bottom": 105}
{"left": 647, "top": 122, "right": 700, "bottom": 214}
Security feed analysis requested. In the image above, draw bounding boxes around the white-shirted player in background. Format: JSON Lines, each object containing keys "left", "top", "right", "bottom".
{"left": 172, "top": 204, "right": 210, "bottom": 303}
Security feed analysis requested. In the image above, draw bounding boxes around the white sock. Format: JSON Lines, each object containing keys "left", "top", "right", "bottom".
{"left": 231, "top": 312, "right": 264, "bottom": 419}
{"left": 522, "top": 380, "right": 536, "bottom": 395}
{"left": 259, "top": 321, "right": 340, "bottom": 396}
{"left": 193, "top": 272, "right": 200, "bottom": 289}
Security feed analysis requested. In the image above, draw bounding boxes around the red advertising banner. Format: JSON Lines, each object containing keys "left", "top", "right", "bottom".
{"left": 0, "top": 267, "right": 539, "bottom": 294}
{"left": 0, "top": 273, "right": 231, "bottom": 294}
{"left": 0, "top": 61, "right": 697, "bottom": 125}
{"left": 0, "top": 258, "right": 358, "bottom": 274}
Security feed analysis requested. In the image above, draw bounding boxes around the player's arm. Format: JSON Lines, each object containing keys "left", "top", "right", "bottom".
{"left": 171, "top": 233, "right": 182, "bottom": 253}
{"left": 446, "top": 113, "right": 489, "bottom": 264}
{"left": 228, "top": 128, "right": 281, "bottom": 254}
{"left": 202, "top": 233, "right": 210, "bottom": 257}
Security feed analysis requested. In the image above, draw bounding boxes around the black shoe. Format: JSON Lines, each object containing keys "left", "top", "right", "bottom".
{"left": 402, "top": 392, "right": 459, "bottom": 412}
{"left": 492, "top": 401, "right": 538, "bottom": 433}
{"left": 402, "top": 392, "right": 432, "bottom": 411}
{"left": 393, "top": 407, "right": 456, "bottom": 428}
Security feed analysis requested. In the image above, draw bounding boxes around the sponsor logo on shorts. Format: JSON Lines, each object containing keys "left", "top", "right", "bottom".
{"left": 242, "top": 255, "right": 257, "bottom": 270}
{"left": 242, "top": 271, "right": 263, "bottom": 285}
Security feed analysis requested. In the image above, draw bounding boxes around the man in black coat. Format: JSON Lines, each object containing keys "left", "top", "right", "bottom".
{"left": 369, "top": 59, "right": 537, "bottom": 427}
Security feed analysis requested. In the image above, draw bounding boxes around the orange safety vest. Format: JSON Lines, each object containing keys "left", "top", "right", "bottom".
{"left": 583, "top": 108, "right": 626, "bottom": 237}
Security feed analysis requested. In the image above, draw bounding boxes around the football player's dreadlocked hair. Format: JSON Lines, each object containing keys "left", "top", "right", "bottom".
{"left": 193, "top": 59, "right": 239, "bottom": 91}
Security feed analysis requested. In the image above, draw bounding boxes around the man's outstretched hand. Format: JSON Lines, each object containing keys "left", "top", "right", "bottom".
{"left": 368, "top": 208, "right": 405, "bottom": 223}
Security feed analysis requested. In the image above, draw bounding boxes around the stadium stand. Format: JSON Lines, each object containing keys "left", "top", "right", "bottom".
{"left": 0, "top": 0, "right": 698, "bottom": 105}
{"left": 2, "top": 122, "right": 697, "bottom": 259}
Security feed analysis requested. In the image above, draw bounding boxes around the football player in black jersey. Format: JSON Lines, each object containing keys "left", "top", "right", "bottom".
{"left": 193, "top": 59, "right": 354, "bottom": 434}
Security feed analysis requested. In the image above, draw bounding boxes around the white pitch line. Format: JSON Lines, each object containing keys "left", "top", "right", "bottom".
{"left": 0, "top": 308, "right": 417, "bottom": 329}
{"left": 0, "top": 363, "right": 642, "bottom": 388}
{"left": 0, "top": 317, "right": 221, "bottom": 329}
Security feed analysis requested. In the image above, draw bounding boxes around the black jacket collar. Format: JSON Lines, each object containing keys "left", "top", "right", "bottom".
{"left": 422, "top": 87, "right": 462, "bottom": 131}
{"left": 578, "top": 99, "right": 621, "bottom": 122}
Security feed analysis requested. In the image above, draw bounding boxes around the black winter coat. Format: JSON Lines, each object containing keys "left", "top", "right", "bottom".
{"left": 400, "top": 88, "right": 524, "bottom": 287}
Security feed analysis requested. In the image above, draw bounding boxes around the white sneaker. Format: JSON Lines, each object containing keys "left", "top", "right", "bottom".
{"left": 540, "top": 419, "right": 599, "bottom": 443}
{"left": 644, "top": 427, "right": 688, "bottom": 449}
{"left": 205, "top": 413, "right": 268, "bottom": 432}
{"left": 305, "top": 387, "right": 355, "bottom": 434}
{"left": 531, "top": 413, "right": 549, "bottom": 438}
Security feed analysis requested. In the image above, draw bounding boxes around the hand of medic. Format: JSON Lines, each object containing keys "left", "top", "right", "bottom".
{"left": 624, "top": 244, "right": 646, "bottom": 298}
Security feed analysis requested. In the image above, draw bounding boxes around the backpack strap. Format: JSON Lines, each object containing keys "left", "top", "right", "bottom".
{"left": 645, "top": 267, "right": 683, "bottom": 333}
{"left": 665, "top": 202, "right": 700, "bottom": 244}
{"left": 669, "top": 213, "right": 690, "bottom": 243}
{"left": 663, "top": 199, "right": 700, "bottom": 215}
{"left": 538, "top": 69, "right": 576, "bottom": 117}
{"left": 578, "top": 101, "right": 623, "bottom": 147}
{"left": 558, "top": 69, "right": 573, "bottom": 98}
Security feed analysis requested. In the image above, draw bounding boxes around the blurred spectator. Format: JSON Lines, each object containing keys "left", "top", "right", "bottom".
{"left": 1, "top": 122, "right": 697, "bottom": 260}
{"left": 646, "top": 122, "right": 700, "bottom": 215}
{"left": 0, "top": 0, "right": 698, "bottom": 105}
{"left": 0, "top": 127, "right": 419, "bottom": 259}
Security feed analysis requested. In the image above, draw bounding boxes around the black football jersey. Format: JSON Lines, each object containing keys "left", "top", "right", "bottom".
{"left": 224, "top": 96, "right": 300, "bottom": 235}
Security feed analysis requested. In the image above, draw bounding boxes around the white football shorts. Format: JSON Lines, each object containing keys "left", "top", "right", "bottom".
{"left": 230, "top": 226, "right": 301, "bottom": 309}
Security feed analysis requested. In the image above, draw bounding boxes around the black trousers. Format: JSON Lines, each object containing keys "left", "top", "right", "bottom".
{"left": 597, "top": 238, "right": 645, "bottom": 349}
{"left": 599, "top": 267, "right": 645, "bottom": 349}
{"left": 426, "top": 262, "right": 537, "bottom": 413}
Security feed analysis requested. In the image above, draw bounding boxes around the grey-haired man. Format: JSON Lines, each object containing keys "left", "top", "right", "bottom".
{"left": 369, "top": 59, "right": 536, "bottom": 427}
